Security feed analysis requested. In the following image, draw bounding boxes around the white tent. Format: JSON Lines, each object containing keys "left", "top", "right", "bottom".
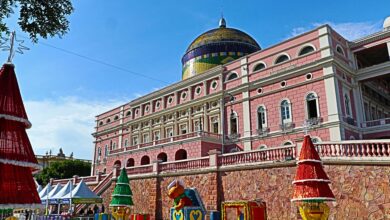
{"left": 62, "top": 180, "right": 102, "bottom": 204}
{"left": 36, "top": 184, "right": 42, "bottom": 194}
{"left": 50, "top": 180, "right": 74, "bottom": 204}
{"left": 39, "top": 183, "right": 52, "bottom": 199}
{"left": 47, "top": 184, "right": 63, "bottom": 199}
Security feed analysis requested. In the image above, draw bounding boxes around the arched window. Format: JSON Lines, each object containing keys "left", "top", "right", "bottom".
{"left": 99, "top": 121, "right": 103, "bottom": 126}
{"left": 344, "top": 94, "right": 351, "bottom": 116}
{"left": 274, "top": 54, "right": 290, "bottom": 64}
{"left": 311, "top": 137, "right": 321, "bottom": 143}
{"left": 157, "top": 152, "right": 168, "bottom": 162}
{"left": 306, "top": 93, "right": 319, "bottom": 119}
{"left": 253, "top": 62, "right": 266, "bottom": 72}
{"left": 230, "top": 111, "right": 238, "bottom": 135}
{"left": 175, "top": 149, "right": 187, "bottom": 160}
{"left": 126, "top": 158, "right": 135, "bottom": 167}
{"left": 126, "top": 111, "right": 131, "bottom": 116}
{"left": 336, "top": 45, "right": 345, "bottom": 56}
{"left": 112, "top": 142, "right": 116, "bottom": 150}
{"left": 282, "top": 141, "right": 293, "bottom": 146}
{"left": 226, "top": 72, "right": 238, "bottom": 81}
{"left": 114, "top": 160, "right": 121, "bottom": 168}
{"left": 106, "top": 118, "right": 111, "bottom": 123}
{"left": 280, "top": 100, "right": 292, "bottom": 123}
{"left": 140, "top": 155, "right": 150, "bottom": 165}
{"left": 114, "top": 115, "right": 119, "bottom": 120}
{"left": 298, "top": 45, "right": 315, "bottom": 56}
{"left": 257, "top": 106, "right": 267, "bottom": 130}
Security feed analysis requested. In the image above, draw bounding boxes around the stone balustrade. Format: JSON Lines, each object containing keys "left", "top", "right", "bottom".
{"left": 315, "top": 140, "right": 390, "bottom": 158}
{"left": 159, "top": 157, "right": 210, "bottom": 172}
{"left": 361, "top": 117, "right": 390, "bottom": 127}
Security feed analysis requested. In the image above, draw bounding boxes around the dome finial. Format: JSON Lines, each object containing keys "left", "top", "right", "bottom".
{"left": 219, "top": 15, "right": 226, "bottom": 28}
{"left": 384, "top": 16, "right": 390, "bottom": 30}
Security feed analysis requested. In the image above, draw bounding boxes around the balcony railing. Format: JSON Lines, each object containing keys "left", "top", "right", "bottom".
{"left": 362, "top": 117, "right": 390, "bottom": 128}
{"left": 315, "top": 140, "right": 390, "bottom": 158}
{"left": 256, "top": 127, "right": 269, "bottom": 136}
{"left": 218, "top": 145, "right": 296, "bottom": 166}
{"left": 126, "top": 165, "right": 153, "bottom": 175}
{"left": 279, "top": 122, "right": 294, "bottom": 132}
{"left": 159, "top": 157, "right": 210, "bottom": 172}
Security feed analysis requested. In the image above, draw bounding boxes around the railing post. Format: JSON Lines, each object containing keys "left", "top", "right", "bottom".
{"left": 208, "top": 149, "right": 221, "bottom": 167}
{"left": 113, "top": 164, "right": 120, "bottom": 178}
{"left": 153, "top": 160, "right": 161, "bottom": 174}
{"left": 96, "top": 172, "right": 102, "bottom": 182}
{"left": 72, "top": 175, "right": 79, "bottom": 185}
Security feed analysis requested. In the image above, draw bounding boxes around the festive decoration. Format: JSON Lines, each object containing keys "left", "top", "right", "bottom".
{"left": 221, "top": 200, "right": 267, "bottom": 220}
{"left": 168, "top": 180, "right": 192, "bottom": 211}
{"left": 292, "top": 135, "right": 335, "bottom": 220}
{"left": 168, "top": 180, "right": 206, "bottom": 220}
{"left": 110, "top": 168, "right": 133, "bottom": 220}
{"left": 0, "top": 63, "right": 41, "bottom": 209}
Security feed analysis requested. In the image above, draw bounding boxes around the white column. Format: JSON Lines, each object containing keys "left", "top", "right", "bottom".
{"left": 318, "top": 26, "right": 332, "bottom": 58}
{"left": 387, "top": 42, "right": 390, "bottom": 61}
{"left": 240, "top": 57, "right": 252, "bottom": 150}
{"left": 323, "top": 65, "right": 342, "bottom": 141}
{"left": 118, "top": 106, "right": 124, "bottom": 148}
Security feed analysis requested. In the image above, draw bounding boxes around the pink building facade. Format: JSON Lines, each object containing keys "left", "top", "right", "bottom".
{"left": 91, "top": 20, "right": 390, "bottom": 176}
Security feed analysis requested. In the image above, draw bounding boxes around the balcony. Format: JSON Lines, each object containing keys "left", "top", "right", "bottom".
{"left": 256, "top": 127, "right": 269, "bottom": 137}
{"left": 226, "top": 133, "right": 240, "bottom": 142}
{"left": 362, "top": 117, "right": 390, "bottom": 128}
{"left": 108, "top": 131, "right": 222, "bottom": 155}
{"left": 279, "top": 122, "right": 294, "bottom": 132}
{"left": 305, "top": 117, "right": 322, "bottom": 127}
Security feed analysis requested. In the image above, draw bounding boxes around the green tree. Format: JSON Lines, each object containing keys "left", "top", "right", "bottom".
{"left": 35, "top": 160, "right": 91, "bottom": 185}
{"left": 1, "top": 0, "right": 73, "bottom": 42}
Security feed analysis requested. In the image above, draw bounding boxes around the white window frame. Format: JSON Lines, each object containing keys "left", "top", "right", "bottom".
{"left": 229, "top": 111, "right": 239, "bottom": 135}
{"left": 153, "top": 130, "right": 160, "bottom": 141}
{"left": 252, "top": 61, "right": 267, "bottom": 72}
{"left": 256, "top": 105, "right": 267, "bottom": 130}
{"left": 225, "top": 72, "right": 239, "bottom": 82}
{"left": 280, "top": 98, "right": 292, "bottom": 124}
{"left": 274, "top": 53, "right": 291, "bottom": 65}
{"left": 297, "top": 43, "right": 316, "bottom": 57}
{"left": 305, "top": 91, "right": 320, "bottom": 119}
{"left": 179, "top": 123, "right": 188, "bottom": 135}
{"left": 142, "top": 133, "right": 150, "bottom": 143}
{"left": 344, "top": 92, "right": 352, "bottom": 117}
{"left": 166, "top": 127, "right": 174, "bottom": 138}
{"left": 132, "top": 136, "right": 139, "bottom": 146}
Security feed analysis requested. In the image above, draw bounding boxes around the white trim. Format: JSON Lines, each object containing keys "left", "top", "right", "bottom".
{"left": 297, "top": 159, "right": 323, "bottom": 164}
{"left": 228, "top": 111, "right": 239, "bottom": 135}
{"left": 109, "top": 204, "right": 132, "bottom": 207}
{"left": 297, "top": 43, "right": 316, "bottom": 57}
{"left": 292, "top": 179, "right": 331, "bottom": 184}
{"left": 252, "top": 61, "right": 267, "bottom": 72}
{"left": 195, "top": 85, "right": 202, "bottom": 95}
{"left": 305, "top": 72, "right": 313, "bottom": 81}
{"left": 115, "top": 183, "right": 130, "bottom": 186}
{"left": 291, "top": 197, "right": 336, "bottom": 202}
{"left": 0, "top": 158, "right": 42, "bottom": 170}
{"left": 273, "top": 52, "right": 291, "bottom": 64}
{"left": 111, "top": 194, "right": 132, "bottom": 197}
{"left": 0, "top": 114, "right": 32, "bottom": 128}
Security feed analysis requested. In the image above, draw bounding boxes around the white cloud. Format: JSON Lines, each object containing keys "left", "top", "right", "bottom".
{"left": 289, "top": 20, "right": 383, "bottom": 40}
{"left": 25, "top": 97, "right": 126, "bottom": 160}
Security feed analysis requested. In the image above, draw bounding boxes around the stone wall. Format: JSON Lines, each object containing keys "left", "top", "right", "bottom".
{"left": 97, "top": 163, "right": 390, "bottom": 220}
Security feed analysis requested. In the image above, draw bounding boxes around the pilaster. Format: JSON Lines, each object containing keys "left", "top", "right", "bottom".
{"left": 241, "top": 58, "right": 252, "bottom": 150}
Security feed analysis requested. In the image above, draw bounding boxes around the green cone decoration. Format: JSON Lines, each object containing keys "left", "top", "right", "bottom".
{"left": 110, "top": 168, "right": 134, "bottom": 207}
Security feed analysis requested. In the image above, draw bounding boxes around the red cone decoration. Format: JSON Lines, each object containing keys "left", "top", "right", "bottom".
{"left": 291, "top": 135, "right": 335, "bottom": 202}
{"left": 0, "top": 63, "right": 41, "bottom": 208}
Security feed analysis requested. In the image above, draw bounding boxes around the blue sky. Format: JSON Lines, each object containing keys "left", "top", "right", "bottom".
{"left": 0, "top": 0, "right": 389, "bottom": 159}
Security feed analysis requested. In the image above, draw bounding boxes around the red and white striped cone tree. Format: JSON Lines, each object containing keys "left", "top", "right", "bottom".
{"left": 0, "top": 63, "right": 41, "bottom": 209}
{"left": 292, "top": 135, "right": 335, "bottom": 220}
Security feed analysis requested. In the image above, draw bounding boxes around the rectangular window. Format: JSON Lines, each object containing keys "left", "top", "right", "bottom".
{"left": 166, "top": 128, "right": 173, "bottom": 138}
{"left": 153, "top": 131, "right": 160, "bottom": 141}
{"left": 132, "top": 136, "right": 138, "bottom": 145}
{"left": 143, "top": 133, "right": 149, "bottom": 143}
{"left": 180, "top": 124, "right": 187, "bottom": 135}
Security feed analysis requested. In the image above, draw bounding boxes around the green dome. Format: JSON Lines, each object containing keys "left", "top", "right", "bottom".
{"left": 182, "top": 18, "right": 260, "bottom": 80}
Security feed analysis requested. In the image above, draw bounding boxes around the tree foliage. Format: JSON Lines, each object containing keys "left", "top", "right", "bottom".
{"left": 35, "top": 160, "right": 91, "bottom": 185}
{"left": 0, "top": 0, "right": 73, "bottom": 42}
